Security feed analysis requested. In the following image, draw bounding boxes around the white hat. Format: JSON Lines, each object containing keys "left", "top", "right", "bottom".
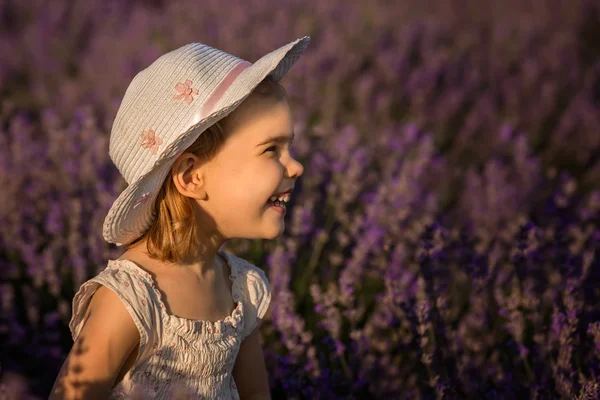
{"left": 102, "top": 36, "right": 311, "bottom": 245}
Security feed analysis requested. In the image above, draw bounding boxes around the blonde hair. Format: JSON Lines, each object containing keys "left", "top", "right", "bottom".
{"left": 125, "top": 75, "right": 287, "bottom": 263}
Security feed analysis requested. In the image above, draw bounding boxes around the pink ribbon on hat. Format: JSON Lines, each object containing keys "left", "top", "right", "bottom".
{"left": 191, "top": 60, "right": 252, "bottom": 125}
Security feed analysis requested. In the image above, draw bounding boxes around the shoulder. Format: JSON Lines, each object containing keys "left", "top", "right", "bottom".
{"left": 221, "top": 251, "right": 271, "bottom": 339}
{"left": 54, "top": 284, "right": 141, "bottom": 399}
{"left": 69, "top": 261, "right": 159, "bottom": 346}
{"left": 85, "top": 284, "right": 141, "bottom": 348}
{"left": 223, "top": 251, "right": 270, "bottom": 289}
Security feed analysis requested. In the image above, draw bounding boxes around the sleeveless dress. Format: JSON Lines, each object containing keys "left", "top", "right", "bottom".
{"left": 68, "top": 250, "right": 271, "bottom": 399}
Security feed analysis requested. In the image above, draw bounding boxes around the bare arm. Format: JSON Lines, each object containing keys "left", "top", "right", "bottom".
{"left": 232, "top": 327, "right": 271, "bottom": 400}
{"left": 49, "top": 286, "right": 140, "bottom": 400}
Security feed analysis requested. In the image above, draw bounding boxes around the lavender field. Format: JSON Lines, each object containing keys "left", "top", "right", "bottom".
{"left": 1, "top": 0, "right": 600, "bottom": 398}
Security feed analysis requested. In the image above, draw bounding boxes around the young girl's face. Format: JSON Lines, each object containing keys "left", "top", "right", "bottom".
{"left": 199, "top": 97, "right": 303, "bottom": 240}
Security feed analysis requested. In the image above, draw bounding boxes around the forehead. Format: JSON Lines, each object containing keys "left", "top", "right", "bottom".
{"left": 224, "top": 98, "right": 293, "bottom": 145}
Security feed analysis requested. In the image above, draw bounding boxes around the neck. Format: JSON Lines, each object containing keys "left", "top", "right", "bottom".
{"left": 122, "top": 237, "right": 228, "bottom": 279}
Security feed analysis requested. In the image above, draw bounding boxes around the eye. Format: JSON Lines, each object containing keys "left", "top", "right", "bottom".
{"left": 264, "top": 145, "right": 278, "bottom": 153}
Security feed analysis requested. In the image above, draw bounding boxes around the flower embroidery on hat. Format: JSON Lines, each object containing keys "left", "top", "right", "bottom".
{"left": 140, "top": 129, "right": 163, "bottom": 155}
{"left": 173, "top": 79, "right": 199, "bottom": 105}
{"left": 133, "top": 192, "right": 151, "bottom": 209}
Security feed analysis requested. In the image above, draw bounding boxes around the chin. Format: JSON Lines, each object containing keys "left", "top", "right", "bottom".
{"left": 262, "top": 222, "right": 285, "bottom": 240}
{"left": 263, "top": 229, "right": 284, "bottom": 240}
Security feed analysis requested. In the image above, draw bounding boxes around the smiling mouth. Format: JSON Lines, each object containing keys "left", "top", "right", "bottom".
{"left": 266, "top": 188, "right": 293, "bottom": 208}
{"left": 266, "top": 198, "right": 287, "bottom": 209}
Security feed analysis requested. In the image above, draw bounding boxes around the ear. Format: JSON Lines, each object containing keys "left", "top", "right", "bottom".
{"left": 171, "top": 152, "right": 208, "bottom": 200}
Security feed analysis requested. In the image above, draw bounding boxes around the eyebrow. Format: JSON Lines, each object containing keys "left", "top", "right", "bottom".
{"left": 255, "top": 132, "right": 295, "bottom": 147}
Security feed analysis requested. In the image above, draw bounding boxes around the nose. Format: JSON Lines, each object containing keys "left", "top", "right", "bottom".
{"left": 286, "top": 156, "right": 304, "bottom": 179}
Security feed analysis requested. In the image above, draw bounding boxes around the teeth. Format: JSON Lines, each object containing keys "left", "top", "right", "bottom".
{"left": 277, "top": 193, "right": 291, "bottom": 202}
{"left": 269, "top": 192, "right": 291, "bottom": 203}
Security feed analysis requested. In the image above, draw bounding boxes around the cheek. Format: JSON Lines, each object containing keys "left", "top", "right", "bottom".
{"left": 219, "top": 161, "right": 281, "bottom": 206}
{"left": 247, "top": 160, "right": 282, "bottom": 195}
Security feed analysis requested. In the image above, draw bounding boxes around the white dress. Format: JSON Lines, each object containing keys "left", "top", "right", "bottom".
{"left": 69, "top": 250, "right": 271, "bottom": 399}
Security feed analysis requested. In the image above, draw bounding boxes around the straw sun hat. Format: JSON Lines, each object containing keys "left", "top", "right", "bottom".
{"left": 102, "top": 36, "right": 311, "bottom": 246}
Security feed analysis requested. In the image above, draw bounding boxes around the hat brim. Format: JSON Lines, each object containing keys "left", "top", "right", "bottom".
{"left": 103, "top": 36, "right": 310, "bottom": 246}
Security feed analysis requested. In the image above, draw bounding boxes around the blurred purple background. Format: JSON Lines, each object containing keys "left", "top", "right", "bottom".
{"left": 1, "top": 0, "right": 599, "bottom": 398}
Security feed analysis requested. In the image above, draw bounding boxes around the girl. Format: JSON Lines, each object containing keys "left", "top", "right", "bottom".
{"left": 50, "top": 36, "right": 310, "bottom": 399}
